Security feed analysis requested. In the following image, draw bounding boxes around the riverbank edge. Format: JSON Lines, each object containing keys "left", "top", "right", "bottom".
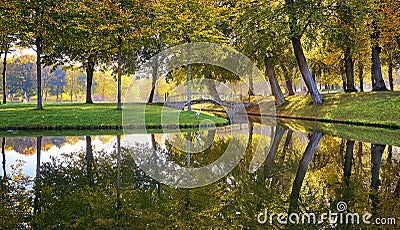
{"left": 202, "top": 108, "right": 400, "bottom": 129}
{"left": 0, "top": 121, "right": 229, "bottom": 132}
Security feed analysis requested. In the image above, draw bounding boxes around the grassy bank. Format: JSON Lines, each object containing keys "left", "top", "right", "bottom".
{"left": 0, "top": 103, "right": 228, "bottom": 131}
{"left": 277, "top": 91, "right": 400, "bottom": 127}
{"left": 278, "top": 118, "right": 400, "bottom": 146}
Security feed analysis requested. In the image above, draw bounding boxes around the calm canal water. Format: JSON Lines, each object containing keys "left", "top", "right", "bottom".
{"left": 1, "top": 122, "right": 399, "bottom": 229}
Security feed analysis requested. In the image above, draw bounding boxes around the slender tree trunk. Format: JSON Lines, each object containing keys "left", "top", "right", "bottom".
{"left": 281, "top": 64, "right": 295, "bottom": 95}
{"left": 2, "top": 44, "right": 8, "bottom": 104}
{"left": 148, "top": 56, "right": 158, "bottom": 103}
{"left": 344, "top": 48, "right": 357, "bottom": 92}
{"left": 247, "top": 122, "right": 254, "bottom": 156}
{"left": 86, "top": 136, "right": 94, "bottom": 186}
{"left": 283, "top": 130, "right": 293, "bottom": 151}
{"left": 290, "top": 38, "right": 323, "bottom": 104}
{"left": 289, "top": 131, "right": 323, "bottom": 213}
{"left": 281, "top": 130, "right": 293, "bottom": 163}
{"left": 358, "top": 61, "right": 364, "bottom": 92}
{"left": 33, "top": 136, "right": 42, "bottom": 213}
{"left": 248, "top": 74, "right": 254, "bottom": 96}
{"left": 358, "top": 141, "right": 363, "bottom": 157}
{"left": 371, "top": 46, "right": 388, "bottom": 91}
{"left": 388, "top": 62, "right": 394, "bottom": 91}
{"left": 86, "top": 56, "right": 94, "bottom": 104}
{"left": 116, "top": 135, "right": 122, "bottom": 217}
{"left": 387, "top": 146, "right": 392, "bottom": 163}
{"left": 1, "top": 137, "right": 5, "bottom": 180}
{"left": 263, "top": 126, "right": 286, "bottom": 179}
{"left": 264, "top": 56, "right": 286, "bottom": 106}
{"left": 36, "top": 37, "right": 43, "bottom": 109}
{"left": 344, "top": 140, "right": 355, "bottom": 182}
{"left": 117, "top": 37, "right": 122, "bottom": 109}
{"left": 56, "top": 86, "right": 58, "bottom": 102}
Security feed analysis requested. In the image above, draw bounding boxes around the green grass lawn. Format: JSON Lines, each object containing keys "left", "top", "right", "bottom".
{"left": 277, "top": 91, "right": 400, "bottom": 127}
{"left": 279, "top": 118, "right": 400, "bottom": 146}
{"left": 0, "top": 102, "right": 228, "bottom": 130}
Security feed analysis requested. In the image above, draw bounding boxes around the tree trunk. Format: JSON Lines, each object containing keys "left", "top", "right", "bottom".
{"left": 371, "top": 46, "right": 388, "bottom": 91}
{"left": 36, "top": 37, "right": 43, "bottom": 109}
{"left": 264, "top": 56, "right": 286, "bottom": 106}
{"left": 248, "top": 74, "right": 254, "bottom": 96}
{"left": 344, "top": 140, "right": 355, "bottom": 182}
{"left": 281, "top": 64, "right": 295, "bottom": 95}
{"left": 290, "top": 38, "right": 323, "bottom": 105}
{"left": 86, "top": 136, "right": 94, "bottom": 186}
{"left": 86, "top": 56, "right": 94, "bottom": 104}
{"left": 1, "top": 137, "right": 5, "bottom": 180}
{"left": 289, "top": 131, "right": 323, "bottom": 213}
{"left": 247, "top": 122, "right": 254, "bottom": 156}
{"left": 371, "top": 143, "right": 385, "bottom": 214}
{"left": 263, "top": 126, "right": 286, "bottom": 179}
{"left": 387, "top": 146, "right": 392, "bottom": 163}
{"left": 284, "top": 0, "right": 322, "bottom": 104}
{"left": 358, "top": 61, "right": 364, "bottom": 92}
{"left": 344, "top": 48, "right": 357, "bottom": 92}
{"left": 33, "top": 136, "right": 42, "bottom": 213}
{"left": 116, "top": 135, "right": 122, "bottom": 216}
{"left": 283, "top": 130, "right": 293, "bottom": 151}
{"left": 281, "top": 130, "right": 293, "bottom": 163}
{"left": 117, "top": 37, "right": 122, "bottom": 109}
{"left": 388, "top": 62, "right": 394, "bottom": 91}
{"left": 206, "top": 79, "right": 222, "bottom": 102}
{"left": 371, "top": 144, "right": 385, "bottom": 190}
{"left": 55, "top": 87, "right": 59, "bottom": 102}
{"left": 2, "top": 43, "right": 8, "bottom": 104}
{"left": 148, "top": 56, "right": 158, "bottom": 103}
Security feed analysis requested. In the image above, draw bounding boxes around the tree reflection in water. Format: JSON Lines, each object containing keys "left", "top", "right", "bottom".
{"left": 0, "top": 125, "right": 399, "bottom": 229}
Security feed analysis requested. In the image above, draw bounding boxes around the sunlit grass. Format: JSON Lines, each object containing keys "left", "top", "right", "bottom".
{"left": 278, "top": 91, "right": 400, "bottom": 126}
{"left": 0, "top": 102, "right": 228, "bottom": 130}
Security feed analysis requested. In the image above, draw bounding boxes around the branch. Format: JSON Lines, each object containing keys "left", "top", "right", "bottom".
{"left": 298, "top": 1, "right": 323, "bottom": 37}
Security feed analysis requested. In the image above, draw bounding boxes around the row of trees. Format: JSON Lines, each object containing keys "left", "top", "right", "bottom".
{"left": 1, "top": 0, "right": 399, "bottom": 109}
{"left": 0, "top": 55, "right": 129, "bottom": 102}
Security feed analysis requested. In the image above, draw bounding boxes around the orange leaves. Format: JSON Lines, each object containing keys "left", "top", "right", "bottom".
{"left": 379, "top": 0, "right": 400, "bottom": 44}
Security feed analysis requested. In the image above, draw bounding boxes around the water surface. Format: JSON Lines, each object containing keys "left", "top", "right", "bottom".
{"left": 1, "top": 122, "right": 399, "bottom": 229}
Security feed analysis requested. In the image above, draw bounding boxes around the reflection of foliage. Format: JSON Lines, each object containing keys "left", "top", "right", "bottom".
{"left": 0, "top": 160, "right": 33, "bottom": 229}
{"left": 31, "top": 146, "right": 160, "bottom": 228}
{"left": 1, "top": 132, "right": 399, "bottom": 228}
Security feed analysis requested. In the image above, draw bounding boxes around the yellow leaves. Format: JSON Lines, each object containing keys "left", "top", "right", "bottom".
{"left": 378, "top": 0, "right": 400, "bottom": 44}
